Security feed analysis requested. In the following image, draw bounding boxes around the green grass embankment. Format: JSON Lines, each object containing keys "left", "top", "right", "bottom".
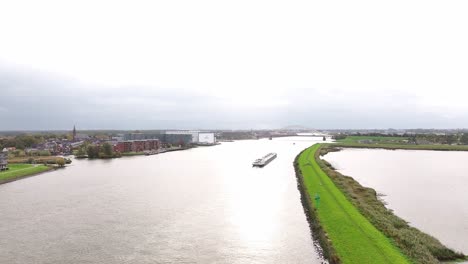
{"left": 0, "top": 164, "right": 52, "bottom": 184}
{"left": 296, "top": 144, "right": 410, "bottom": 264}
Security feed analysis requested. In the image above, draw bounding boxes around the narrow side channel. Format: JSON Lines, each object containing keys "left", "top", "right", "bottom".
{"left": 318, "top": 145, "right": 467, "bottom": 264}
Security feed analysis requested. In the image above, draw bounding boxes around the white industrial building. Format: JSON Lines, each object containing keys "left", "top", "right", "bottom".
{"left": 166, "top": 130, "right": 200, "bottom": 143}
{"left": 198, "top": 133, "right": 216, "bottom": 144}
{"left": 165, "top": 131, "right": 216, "bottom": 145}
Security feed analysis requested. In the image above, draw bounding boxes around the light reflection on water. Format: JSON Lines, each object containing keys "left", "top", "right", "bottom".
{"left": 0, "top": 137, "right": 327, "bottom": 264}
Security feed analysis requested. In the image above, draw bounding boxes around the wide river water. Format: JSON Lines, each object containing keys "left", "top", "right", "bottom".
{"left": 0, "top": 137, "right": 327, "bottom": 264}
{"left": 324, "top": 148, "right": 468, "bottom": 254}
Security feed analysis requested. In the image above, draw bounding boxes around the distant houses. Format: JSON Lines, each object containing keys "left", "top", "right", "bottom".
{"left": 122, "top": 131, "right": 216, "bottom": 146}
{"left": 0, "top": 152, "right": 8, "bottom": 171}
{"left": 75, "top": 133, "right": 90, "bottom": 141}
{"left": 114, "top": 139, "right": 160, "bottom": 153}
{"left": 2, "top": 147, "right": 16, "bottom": 152}
{"left": 108, "top": 131, "right": 217, "bottom": 154}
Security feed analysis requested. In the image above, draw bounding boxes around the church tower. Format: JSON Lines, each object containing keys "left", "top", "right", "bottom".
{"left": 73, "top": 125, "right": 77, "bottom": 141}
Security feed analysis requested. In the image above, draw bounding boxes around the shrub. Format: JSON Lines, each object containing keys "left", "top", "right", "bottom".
{"left": 56, "top": 158, "right": 65, "bottom": 167}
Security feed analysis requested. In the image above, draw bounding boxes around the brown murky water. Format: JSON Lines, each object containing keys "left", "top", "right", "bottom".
{"left": 0, "top": 137, "right": 326, "bottom": 264}
{"left": 324, "top": 148, "right": 468, "bottom": 254}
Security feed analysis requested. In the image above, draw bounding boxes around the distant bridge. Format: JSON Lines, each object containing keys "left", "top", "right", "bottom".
{"left": 295, "top": 132, "right": 330, "bottom": 137}
{"left": 269, "top": 131, "right": 330, "bottom": 138}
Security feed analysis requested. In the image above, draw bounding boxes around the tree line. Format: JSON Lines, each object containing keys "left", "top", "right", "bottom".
{"left": 333, "top": 133, "right": 468, "bottom": 145}
{"left": 76, "top": 142, "right": 121, "bottom": 159}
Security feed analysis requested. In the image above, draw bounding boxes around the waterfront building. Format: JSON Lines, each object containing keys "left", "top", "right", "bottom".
{"left": 166, "top": 131, "right": 198, "bottom": 143}
{"left": 121, "top": 131, "right": 215, "bottom": 146}
{"left": 123, "top": 132, "right": 193, "bottom": 145}
{"left": 198, "top": 132, "right": 216, "bottom": 144}
{"left": 115, "top": 139, "right": 160, "bottom": 153}
{"left": 115, "top": 141, "right": 132, "bottom": 153}
{"left": 124, "top": 133, "right": 146, "bottom": 141}
{"left": 112, "top": 135, "right": 124, "bottom": 141}
{"left": 124, "top": 133, "right": 165, "bottom": 141}
{"left": 164, "top": 133, "right": 192, "bottom": 145}
{"left": 0, "top": 152, "right": 8, "bottom": 171}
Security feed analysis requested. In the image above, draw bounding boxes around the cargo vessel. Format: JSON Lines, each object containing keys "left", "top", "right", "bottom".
{"left": 252, "top": 153, "right": 277, "bottom": 167}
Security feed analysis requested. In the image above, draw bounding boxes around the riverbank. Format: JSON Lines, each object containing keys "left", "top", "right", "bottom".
{"left": 77, "top": 146, "right": 194, "bottom": 159}
{"left": 295, "top": 144, "right": 410, "bottom": 264}
{"left": 8, "top": 156, "right": 72, "bottom": 165}
{"left": 296, "top": 143, "right": 466, "bottom": 263}
{"left": 0, "top": 164, "right": 54, "bottom": 185}
{"left": 121, "top": 147, "right": 193, "bottom": 156}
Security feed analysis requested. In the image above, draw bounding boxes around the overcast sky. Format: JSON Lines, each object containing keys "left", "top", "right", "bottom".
{"left": 1, "top": 0, "right": 467, "bottom": 130}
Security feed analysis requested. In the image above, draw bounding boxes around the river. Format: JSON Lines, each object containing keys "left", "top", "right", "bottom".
{"left": 324, "top": 148, "right": 468, "bottom": 255}
{"left": 0, "top": 137, "right": 327, "bottom": 264}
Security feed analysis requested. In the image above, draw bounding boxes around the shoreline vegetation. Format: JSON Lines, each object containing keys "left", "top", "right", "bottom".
{"left": 1, "top": 146, "right": 195, "bottom": 185}
{"left": 8, "top": 156, "right": 72, "bottom": 165}
{"left": 295, "top": 142, "right": 467, "bottom": 264}
{"left": 333, "top": 135, "right": 468, "bottom": 151}
{"left": 0, "top": 164, "right": 55, "bottom": 185}
{"left": 1, "top": 156, "right": 71, "bottom": 185}
{"left": 75, "top": 146, "right": 193, "bottom": 159}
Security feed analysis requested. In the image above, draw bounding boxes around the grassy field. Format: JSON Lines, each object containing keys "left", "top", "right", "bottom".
{"left": 335, "top": 136, "right": 468, "bottom": 152}
{"left": 297, "top": 144, "right": 410, "bottom": 264}
{"left": 0, "top": 164, "right": 52, "bottom": 183}
{"left": 336, "top": 136, "right": 409, "bottom": 144}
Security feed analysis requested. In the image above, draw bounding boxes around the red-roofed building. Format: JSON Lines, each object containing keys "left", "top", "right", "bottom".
{"left": 114, "top": 139, "right": 160, "bottom": 153}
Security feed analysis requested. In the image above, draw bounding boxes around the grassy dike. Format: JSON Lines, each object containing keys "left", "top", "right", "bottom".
{"left": 295, "top": 144, "right": 411, "bottom": 264}
{"left": 0, "top": 164, "right": 53, "bottom": 184}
